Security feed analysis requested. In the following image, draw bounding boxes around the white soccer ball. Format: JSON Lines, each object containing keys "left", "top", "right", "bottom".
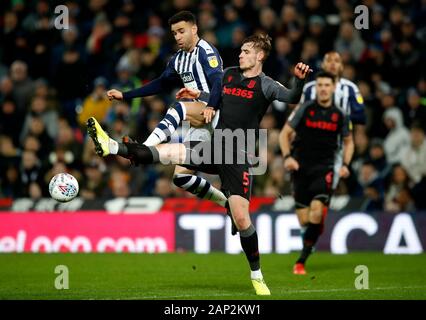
{"left": 49, "top": 173, "right": 79, "bottom": 202}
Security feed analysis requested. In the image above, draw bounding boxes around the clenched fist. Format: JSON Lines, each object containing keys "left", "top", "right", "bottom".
{"left": 106, "top": 89, "right": 123, "bottom": 101}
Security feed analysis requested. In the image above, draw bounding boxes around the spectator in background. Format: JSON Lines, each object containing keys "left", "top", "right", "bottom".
{"left": 10, "top": 60, "right": 34, "bottom": 114}
{"left": 357, "top": 161, "right": 385, "bottom": 211}
{"left": 0, "top": 136, "right": 21, "bottom": 182}
{"left": 349, "top": 129, "right": 370, "bottom": 188}
{"left": 86, "top": 13, "right": 114, "bottom": 78}
{"left": 0, "top": 0, "right": 424, "bottom": 203}
{"left": 1, "top": 165, "right": 20, "bottom": 198}
{"left": 154, "top": 176, "right": 177, "bottom": 198}
{"left": 53, "top": 47, "right": 88, "bottom": 126}
{"left": 80, "top": 157, "right": 108, "bottom": 200}
{"left": 385, "top": 164, "right": 415, "bottom": 212}
{"left": 0, "top": 76, "right": 14, "bottom": 103}
{"left": 367, "top": 138, "right": 390, "bottom": 179}
{"left": 19, "top": 150, "right": 46, "bottom": 198}
{"left": 20, "top": 95, "right": 58, "bottom": 142}
{"left": 220, "top": 26, "right": 246, "bottom": 67}
{"left": 1, "top": 11, "right": 21, "bottom": 66}
{"left": 106, "top": 167, "right": 132, "bottom": 198}
{"left": 21, "top": 118, "right": 53, "bottom": 162}
{"left": 0, "top": 99, "right": 22, "bottom": 145}
{"left": 258, "top": 6, "right": 277, "bottom": 36}
{"left": 24, "top": 1, "right": 55, "bottom": 80}
{"left": 392, "top": 187, "right": 415, "bottom": 212}
{"left": 277, "top": 4, "right": 303, "bottom": 52}
{"left": 390, "top": 39, "right": 421, "bottom": 88}
{"left": 368, "top": 88, "right": 395, "bottom": 138}
{"left": 401, "top": 124, "right": 426, "bottom": 210}
{"left": 138, "top": 47, "right": 164, "bottom": 82}
{"left": 383, "top": 107, "right": 410, "bottom": 164}
{"left": 78, "top": 77, "right": 113, "bottom": 128}
{"left": 51, "top": 26, "right": 84, "bottom": 71}
{"left": 265, "top": 35, "right": 293, "bottom": 84}
{"left": 49, "top": 118, "right": 83, "bottom": 170}
{"left": 334, "top": 21, "right": 366, "bottom": 62}
{"left": 306, "top": 15, "right": 332, "bottom": 56}
{"left": 404, "top": 88, "right": 426, "bottom": 131}
{"left": 300, "top": 38, "right": 321, "bottom": 71}
{"left": 111, "top": 60, "right": 142, "bottom": 115}
{"left": 22, "top": 134, "right": 42, "bottom": 158}
{"left": 216, "top": 5, "right": 245, "bottom": 48}
{"left": 197, "top": 9, "right": 217, "bottom": 34}
{"left": 21, "top": 0, "right": 51, "bottom": 33}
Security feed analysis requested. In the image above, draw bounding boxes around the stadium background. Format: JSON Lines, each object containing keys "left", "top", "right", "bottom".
{"left": 0, "top": 0, "right": 425, "bottom": 205}
{"left": 0, "top": 0, "right": 426, "bottom": 297}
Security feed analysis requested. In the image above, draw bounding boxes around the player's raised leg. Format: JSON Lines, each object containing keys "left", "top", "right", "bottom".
{"left": 143, "top": 101, "right": 207, "bottom": 147}
{"left": 87, "top": 117, "right": 121, "bottom": 157}
{"left": 87, "top": 116, "right": 162, "bottom": 162}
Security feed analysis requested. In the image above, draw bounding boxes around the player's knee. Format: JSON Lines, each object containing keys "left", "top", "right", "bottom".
{"left": 298, "top": 214, "right": 309, "bottom": 226}
{"left": 186, "top": 114, "right": 204, "bottom": 127}
{"left": 309, "top": 200, "right": 325, "bottom": 223}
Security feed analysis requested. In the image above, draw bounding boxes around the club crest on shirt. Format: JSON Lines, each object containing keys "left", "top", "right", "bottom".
{"left": 208, "top": 55, "right": 219, "bottom": 68}
{"left": 247, "top": 80, "right": 256, "bottom": 88}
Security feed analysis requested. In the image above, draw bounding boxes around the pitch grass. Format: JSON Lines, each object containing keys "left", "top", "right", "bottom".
{"left": 0, "top": 252, "right": 425, "bottom": 300}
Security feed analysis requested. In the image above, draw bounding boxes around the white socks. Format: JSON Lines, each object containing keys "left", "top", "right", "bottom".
{"left": 144, "top": 103, "right": 186, "bottom": 146}
{"left": 108, "top": 138, "right": 119, "bottom": 154}
{"left": 251, "top": 269, "right": 263, "bottom": 280}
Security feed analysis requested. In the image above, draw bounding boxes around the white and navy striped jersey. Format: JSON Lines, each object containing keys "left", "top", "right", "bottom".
{"left": 301, "top": 78, "right": 365, "bottom": 125}
{"left": 163, "top": 39, "right": 223, "bottom": 107}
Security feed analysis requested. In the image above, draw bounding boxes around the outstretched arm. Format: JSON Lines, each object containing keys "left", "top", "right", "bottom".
{"left": 107, "top": 59, "right": 181, "bottom": 101}
{"left": 263, "top": 62, "right": 312, "bottom": 104}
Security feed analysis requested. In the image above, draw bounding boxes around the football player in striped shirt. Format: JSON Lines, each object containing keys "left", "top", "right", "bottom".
{"left": 301, "top": 51, "right": 365, "bottom": 129}
{"left": 105, "top": 11, "right": 230, "bottom": 221}
{"left": 107, "top": 11, "right": 223, "bottom": 146}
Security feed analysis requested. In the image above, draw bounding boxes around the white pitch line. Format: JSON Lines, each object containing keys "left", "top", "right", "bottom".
{"left": 118, "top": 286, "right": 426, "bottom": 300}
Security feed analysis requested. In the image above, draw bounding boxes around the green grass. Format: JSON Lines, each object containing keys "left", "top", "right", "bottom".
{"left": 0, "top": 253, "right": 425, "bottom": 300}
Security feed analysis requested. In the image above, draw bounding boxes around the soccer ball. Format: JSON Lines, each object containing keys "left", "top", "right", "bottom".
{"left": 49, "top": 173, "right": 79, "bottom": 202}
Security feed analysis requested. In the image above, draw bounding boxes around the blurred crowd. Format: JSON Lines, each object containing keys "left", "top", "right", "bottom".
{"left": 0, "top": 0, "right": 425, "bottom": 212}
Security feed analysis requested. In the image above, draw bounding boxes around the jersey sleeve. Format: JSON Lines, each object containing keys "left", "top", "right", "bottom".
{"left": 347, "top": 84, "right": 366, "bottom": 125}
{"left": 287, "top": 102, "right": 308, "bottom": 129}
{"left": 198, "top": 47, "right": 224, "bottom": 109}
{"left": 262, "top": 76, "right": 305, "bottom": 104}
{"left": 122, "top": 56, "right": 181, "bottom": 100}
{"left": 341, "top": 113, "right": 353, "bottom": 137}
{"left": 300, "top": 81, "right": 314, "bottom": 104}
